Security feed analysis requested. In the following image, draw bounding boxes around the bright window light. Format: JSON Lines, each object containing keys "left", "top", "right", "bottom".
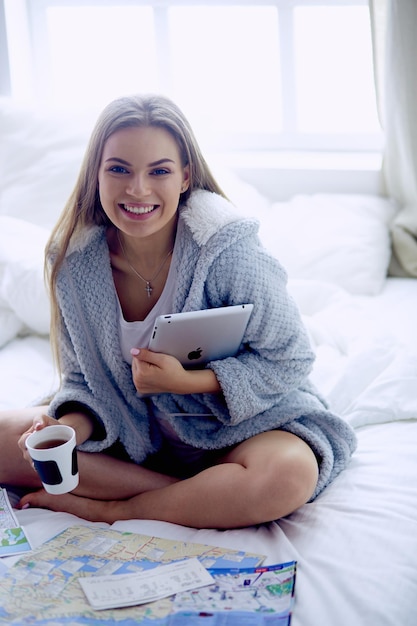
{"left": 167, "top": 6, "right": 282, "bottom": 136}
{"left": 294, "top": 5, "right": 380, "bottom": 134}
{"left": 3, "top": 1, "right": 382, "bottom": 152}
{"left": 46, "top": 6, "right": 157, "bottom": 108}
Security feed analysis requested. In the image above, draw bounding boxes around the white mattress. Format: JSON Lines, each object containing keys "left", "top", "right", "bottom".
{"left": 1, "top": 277, "right": 417, "bottom": 625}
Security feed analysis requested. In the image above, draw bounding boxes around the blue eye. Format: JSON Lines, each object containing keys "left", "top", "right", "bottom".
{"left": 109, "top": 165, "right": 129, "bottom": 174}
{"left": 151, "top": 168, "right": 170, "bottom": 176}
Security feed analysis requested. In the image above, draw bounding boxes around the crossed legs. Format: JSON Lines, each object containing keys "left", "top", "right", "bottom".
{"left": 1, "top": 408, "right": 319, "bottom": 529}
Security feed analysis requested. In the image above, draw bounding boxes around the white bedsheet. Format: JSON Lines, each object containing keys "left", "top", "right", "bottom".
{"left": 1, "top": 277, "right": 417, "bottom": 625}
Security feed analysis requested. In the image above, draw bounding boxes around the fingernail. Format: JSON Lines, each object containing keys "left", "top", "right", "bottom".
{"left": 21, "top": 503, "right": 31, "bottom": 510}
{"left": 34, "top": 421, "right": 43, "bottom": 430}
{"left": 130, "top": 348, "right": 140, "bottom": 356}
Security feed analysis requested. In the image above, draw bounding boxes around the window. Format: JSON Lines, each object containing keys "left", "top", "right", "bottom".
{"left": 294, "top": 5, "right": 380, "bottom": 135}
{"left": 2, "top": 0, "right": 381, "bottom": 153}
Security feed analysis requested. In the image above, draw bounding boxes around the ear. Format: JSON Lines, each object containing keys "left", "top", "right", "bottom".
{"left": 181, "top": 164, "right": 190, "bottom": 192}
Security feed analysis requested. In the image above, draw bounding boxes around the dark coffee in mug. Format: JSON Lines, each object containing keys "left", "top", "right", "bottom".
{"left": 34, "top": 438, "right": 68, "bottom": 449}
{"left": 26, "top": 424, "right": 79, "bottom": 494}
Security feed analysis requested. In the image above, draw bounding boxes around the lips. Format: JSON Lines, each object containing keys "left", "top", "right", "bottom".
{"left": 120, "top": 203, "right": 158, "bottom": 215}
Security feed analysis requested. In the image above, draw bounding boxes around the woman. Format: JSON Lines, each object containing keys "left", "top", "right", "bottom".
{"left": 0, "top": 94, "right": 356, "bottom": 528}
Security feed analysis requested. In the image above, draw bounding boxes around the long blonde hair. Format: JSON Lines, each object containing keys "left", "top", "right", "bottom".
{"left": 45, "top": 93, "right": 227, "bottom": 368}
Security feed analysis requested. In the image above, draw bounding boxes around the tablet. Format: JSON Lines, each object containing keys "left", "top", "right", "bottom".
{"left": 148, "top": 304, "right": 253, "bottom": 367}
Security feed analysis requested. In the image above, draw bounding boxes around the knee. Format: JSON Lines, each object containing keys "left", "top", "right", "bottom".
{"left": 251, "top": 441, "right": 319, "bottom": 520}
{"left": 0, "top": 412, "right": 20, "bottom": 444}
{"left": 0, "top": 408, "right": 43, "bottom": 460}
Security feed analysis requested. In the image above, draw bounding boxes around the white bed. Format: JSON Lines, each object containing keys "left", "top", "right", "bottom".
{"left": 1, "top": 100, "right": 417, "bottom": 625}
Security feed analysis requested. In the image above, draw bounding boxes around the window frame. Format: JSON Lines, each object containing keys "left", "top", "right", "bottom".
{"left": 2, "top": 0, "right": 382, "bottom": 154}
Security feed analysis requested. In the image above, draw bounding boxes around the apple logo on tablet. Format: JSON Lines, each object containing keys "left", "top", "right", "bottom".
{"left": 188, "top": 347, "right": 202, "bottom": 360}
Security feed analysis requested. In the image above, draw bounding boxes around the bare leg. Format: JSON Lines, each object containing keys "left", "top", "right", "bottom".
{"left": 0, "top": 408, "right": 177, "bottom": 495}
{"left": 74, "top": 453, "right": 178, "bottom": 498}
{"left": 0, "top": 407, "right": 48, "bottom": 488}
{"left": 19, "top": 431, "right": 319, "bottom": 529}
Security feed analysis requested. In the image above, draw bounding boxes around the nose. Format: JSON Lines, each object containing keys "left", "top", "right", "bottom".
{"left": 126, "top": 173, "right": 150, "bottom": 197}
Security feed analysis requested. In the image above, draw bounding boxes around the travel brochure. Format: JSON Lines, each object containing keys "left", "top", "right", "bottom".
{"left": 0, "top": 487, "right": 32, "bottom": 557}
{"left": 0, "top": 498, "right": 296, "bottom": 625}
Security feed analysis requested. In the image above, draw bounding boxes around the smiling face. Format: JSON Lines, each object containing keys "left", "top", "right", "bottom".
{"left": 98, "top": 125, "right": 190, "bottom": 240}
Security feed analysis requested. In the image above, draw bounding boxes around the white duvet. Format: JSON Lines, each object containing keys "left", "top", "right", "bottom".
{"left": 292, "top": 278, "right": 417, "bottom": 429}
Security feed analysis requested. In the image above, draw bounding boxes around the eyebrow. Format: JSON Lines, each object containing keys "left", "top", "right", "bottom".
{"left": 104, "top": 157, "right": 176, "bottom": 166}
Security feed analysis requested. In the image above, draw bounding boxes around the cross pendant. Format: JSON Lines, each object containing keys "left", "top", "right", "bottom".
{"left": 145, "top": 282, "right": 153, "bottom": 298}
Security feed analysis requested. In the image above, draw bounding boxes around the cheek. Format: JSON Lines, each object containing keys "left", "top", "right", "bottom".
{"left": 97, "top": 176, "right": 114, "bottom": 205}
{"left": 161, "top": 178, "right": 185, "bottom": 201}
{"left": 97, "top": 174, "right": 104, "bottom": 198}
{"left": 96, "top": 183, "right": 117, "bottom": 219}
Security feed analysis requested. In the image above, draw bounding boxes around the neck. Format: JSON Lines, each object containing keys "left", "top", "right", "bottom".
{"left": 115, "top": 220, "right": 177, "bottom": 268}
{"left": 116, "top": 229, "right": 174, "bottom": 299}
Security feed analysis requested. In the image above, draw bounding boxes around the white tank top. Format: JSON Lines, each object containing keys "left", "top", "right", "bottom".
{"left": 117, "top": 243, "right": 178, "bottom": 364}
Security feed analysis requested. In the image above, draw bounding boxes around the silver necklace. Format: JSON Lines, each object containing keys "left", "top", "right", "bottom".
{"left": 117, "top": 231, "right": 173, "bottom": 298}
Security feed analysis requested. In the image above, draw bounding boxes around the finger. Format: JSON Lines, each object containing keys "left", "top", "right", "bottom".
{"left": 32, "top": 413, "right": 51, "bottom": 430}
{"left": 131, "top": 347, "right": 164, "bottom": 366}
{"left": 19, "top": 414, "right": 47, "bottom": 452}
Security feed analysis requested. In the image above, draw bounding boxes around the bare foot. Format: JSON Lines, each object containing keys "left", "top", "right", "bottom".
{"left": 18, "top": 489, "right": 119, "bottom": 523}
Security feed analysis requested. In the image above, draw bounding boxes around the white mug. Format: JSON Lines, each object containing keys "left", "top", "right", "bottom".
{"left": 25, "top": 424, "right": 79, "bottom": 495}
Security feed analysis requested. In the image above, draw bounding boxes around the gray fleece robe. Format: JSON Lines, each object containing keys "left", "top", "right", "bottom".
{"left": 49, "top": 190, "right": 356, "bottom": 500}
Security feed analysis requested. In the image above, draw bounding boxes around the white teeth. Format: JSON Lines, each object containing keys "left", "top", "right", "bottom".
{"left": 123, "top": 204, "right": 155, "bottom": 215}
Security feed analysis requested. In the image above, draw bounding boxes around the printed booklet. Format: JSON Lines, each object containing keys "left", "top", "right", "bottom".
{"left": 0, "top": 488, "right": 32, "bottom": 558}
{"left": 0, "top": 523, "right": 296, "bottom": 625}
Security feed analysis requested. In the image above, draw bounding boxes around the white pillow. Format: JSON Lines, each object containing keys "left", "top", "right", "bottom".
{"left": 0, "top": 306, "right": 24, "bottom": 348}
{"left": 0, "top": 217, "right": 50, "bottom": 334}
{"left": 257, "top": 194, "right": 398, "bottom": 295}
{"left": 210, "top": 164, "right": 272, "bottom": 217}
{"left": 0, "top": 98, "right": 95, "bottom": 229}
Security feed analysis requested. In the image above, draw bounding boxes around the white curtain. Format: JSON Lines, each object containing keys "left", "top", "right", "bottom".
{"left": 370, "top": 0, "right": 417, "bottom": 276}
